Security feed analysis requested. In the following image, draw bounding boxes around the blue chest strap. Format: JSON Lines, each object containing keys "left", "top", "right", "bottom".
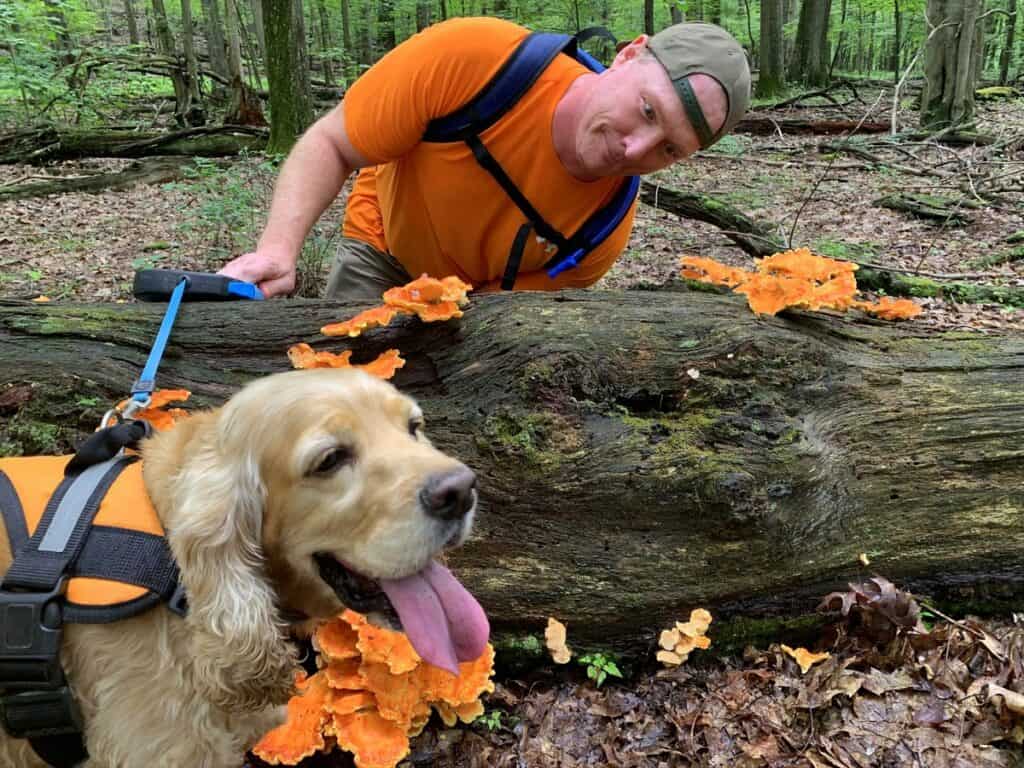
{"left": 423, "top": 31, "right": 639, "bottom": 288}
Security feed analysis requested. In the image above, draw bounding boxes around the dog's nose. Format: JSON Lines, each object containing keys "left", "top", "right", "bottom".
{"left": 420, "top": 466, "right": 477, "bottom": 522}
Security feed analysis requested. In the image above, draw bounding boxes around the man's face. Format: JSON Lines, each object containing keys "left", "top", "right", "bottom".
{"left": 572, "top": 39, "right": 728, "bottom": 179}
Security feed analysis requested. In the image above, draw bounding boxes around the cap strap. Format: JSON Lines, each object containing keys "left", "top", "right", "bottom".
{"left": 675, "top": 76, "right": 714, "bottom": 149}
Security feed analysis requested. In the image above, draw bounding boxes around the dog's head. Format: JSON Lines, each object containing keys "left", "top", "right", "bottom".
{"left": 145, "top": 368, "right": 488, "bottom": 710}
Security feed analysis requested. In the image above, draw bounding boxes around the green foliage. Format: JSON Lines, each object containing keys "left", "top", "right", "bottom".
{"left": 578, "top": 652, "right": 622, "bottom": 688}
{"left": 476, "top": 708, "right": 505, "bottom": 731}
{"left": 164, "top": 153, "right": 280, "bottom": 262}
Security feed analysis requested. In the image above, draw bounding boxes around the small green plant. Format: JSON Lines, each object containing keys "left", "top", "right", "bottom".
{"left": 578, "top": 652, "right": 622, "bottom": 688}
{"left": 476, "top": 708, "right": 504, "bottom": 731}
{"left": 920, "top": 607, "right": 937, "bottom": 632}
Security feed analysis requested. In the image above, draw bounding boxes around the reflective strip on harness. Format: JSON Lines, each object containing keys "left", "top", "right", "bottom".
{"left": 3, "top": 456, "right": 131, "bottom": 593}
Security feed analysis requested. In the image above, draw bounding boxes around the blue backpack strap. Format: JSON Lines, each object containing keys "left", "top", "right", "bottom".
{"left": 545, "top": 175, "right": 640, "bottom": 278}
{"left": 423, "top": 32, "right": 578, "bottom": 142}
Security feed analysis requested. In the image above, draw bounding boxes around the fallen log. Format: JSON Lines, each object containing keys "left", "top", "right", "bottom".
{"left": 735, "top": 116, "right": 892, "bottom": 136}
{"left": 0, "top": 157, "right": 199, "bottom": 200}
{"left": 0, "top": 124, "right": 267, "bottom": 164}
{"left": 2, "top": 290, "right": 1022, "bottom": 656}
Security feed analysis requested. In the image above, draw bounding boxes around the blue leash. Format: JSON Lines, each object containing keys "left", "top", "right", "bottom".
{"left": 130, "top": 275, "right": 188, "bottom": 406}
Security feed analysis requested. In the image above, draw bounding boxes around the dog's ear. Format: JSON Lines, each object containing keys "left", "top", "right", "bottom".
{"left": 165, "top": 427, "right": 296, "bottom": 712}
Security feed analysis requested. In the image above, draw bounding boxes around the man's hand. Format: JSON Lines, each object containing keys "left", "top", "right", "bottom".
{"left": 219, "top": 248, "right": 297, "bottom": 298}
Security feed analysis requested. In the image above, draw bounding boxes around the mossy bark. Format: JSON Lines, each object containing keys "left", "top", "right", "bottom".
{"left": 1, "top": 292, "right": 1022, "bottom": 654}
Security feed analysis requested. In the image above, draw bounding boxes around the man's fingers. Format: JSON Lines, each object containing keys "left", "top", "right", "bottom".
{"left": 259, "top": 274, "right": 296, "bottom": 299}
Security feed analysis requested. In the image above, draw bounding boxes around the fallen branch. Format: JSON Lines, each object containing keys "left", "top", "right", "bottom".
{"left": 639, "top": 182, "right": 783, "bottom": 257}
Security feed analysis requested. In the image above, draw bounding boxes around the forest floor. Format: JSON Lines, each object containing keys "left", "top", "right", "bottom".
{"left": 1, "top": 87, "right": 1023, "bottom": 767}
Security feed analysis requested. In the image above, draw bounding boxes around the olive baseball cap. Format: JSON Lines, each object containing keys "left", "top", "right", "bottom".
{"left": 647, "top": 22, "right": 751, "bottom": 149}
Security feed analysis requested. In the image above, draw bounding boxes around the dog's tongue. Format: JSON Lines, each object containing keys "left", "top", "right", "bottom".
{"left": 379, "top": 560, "right": 489, "bottom": 675}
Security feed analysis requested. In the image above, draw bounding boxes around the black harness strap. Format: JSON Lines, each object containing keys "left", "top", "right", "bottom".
{"left": 466, "top": 135, "right": 568, "bottom": 251}
{"left": 0, "top": 470, "right": 28, "bottom": 555}
{"left": 501, "top": 223, "right": 534, "bottom": 290}
{"left": 73, "top": 527, "right": 182, "bottom": 602}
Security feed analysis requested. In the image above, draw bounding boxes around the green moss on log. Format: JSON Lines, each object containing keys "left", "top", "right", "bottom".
{"left": 857, "top": 268, "right": 1024, "bottom": 308}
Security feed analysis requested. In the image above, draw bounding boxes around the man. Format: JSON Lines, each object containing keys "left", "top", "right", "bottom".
{"left": 220, "top": 17, "right": 750, "bottom": 299}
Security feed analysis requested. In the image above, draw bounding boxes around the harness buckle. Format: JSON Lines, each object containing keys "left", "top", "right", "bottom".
{"left": 167, "top": 582, "right": 189, "bottom": 617}
{"left": 0, "top": 577, "right": 83, "bottom": 739}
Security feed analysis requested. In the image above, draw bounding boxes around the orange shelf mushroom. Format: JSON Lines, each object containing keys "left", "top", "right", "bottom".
{"left": 681, "top": 248, "right": 922, "bottom": 320}
{"left": 252, "top": 609, "right": 495, "bottom": 768}
{"left": 287, "top": 344, "right": 406, "bottom": 381}
{"left": 113, "top": 389, "right": 191, "bottom": 431}
{"left": 320, "top": 274, "right": 474, "bottom": 340}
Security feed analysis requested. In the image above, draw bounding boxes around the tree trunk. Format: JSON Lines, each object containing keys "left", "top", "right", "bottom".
{"left": 262, "top": 0, "right": 313, "bottom": 154}
{"left": 892, "top": 0, "right": 903, "bottom": 81}
{"left": 250, "top": 0, "right": 268, "bottom": 73}
{"left": 921, "top": 0, "right": 985, "bottom": 130}
{"left": 757, "top": 0, "right": 785, "bottom": 97}
{"left": 644, "top": 0, "right": 655, "bottom": 35}
{"left": 1, "top": 293, "right": 1021, "bottom": 650}
{"left": 358, "top": 0, "right": 374, "bottom": 69}
{"left": 669, "top": 0, "right": 683, "bottom": 24}
{"left": 201, "top": 0, "right": 229, "bottom": 79}
{"left": 224, "top": 0, "right": 265, "bottom": 125}
{"left": 829, "top": 0, "right": 849, "bottom": 76}
{"left": 999, "top": 0, "right": 1017, "bottom": 83}
{"left": 789, "top": 0, "right": 833, "bottom": 86}
{"left": 316, "top": 0, "right": 335, "bottom": 85}
{"left": 340, "top": 0, "right": 353, "bottom": 81}
{"left": 151, "top": 0, "right": 192, "bottom": 125}
{"left": 125, "top": 0, "right": 142, "bottom": 45}
{"left": 706, "top": 0, "right": 721, "bottom": 24}
{"left": 378, "top": 0, "right": 396, "bottom": 55}
{"left": 415, "top": 0, "right": 432, "bottom": 31}
{"left": 180, "top": 0, "right": 206, "bottom": 124}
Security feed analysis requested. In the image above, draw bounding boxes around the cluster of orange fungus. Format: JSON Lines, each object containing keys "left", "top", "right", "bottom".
{"left": 113, "top": 389, "right": 191, "bottom": 431}
{"left": 286, "top": 344, "right": 406, "bottom": 380}
{"left": 321, "top": 275, "right": 473, "bottom": 340}
{"left": 290, "top": 275, "right": 471, "bottom": 381}
{"left": 681, "top": 249, "right": 922, "bottom": 320}
{"left": 252, "top": 609, "right": 495, "bottom": 768}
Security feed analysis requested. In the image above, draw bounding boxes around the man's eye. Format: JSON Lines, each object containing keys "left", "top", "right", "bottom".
{"left": 643, "top": 100, "right": 655, "bottom": 120}
{"left": 665, "top": 144, "right": 679, "bottom": 158}
{"left": 408, "top": 418, "right": 424, "bottom": 436}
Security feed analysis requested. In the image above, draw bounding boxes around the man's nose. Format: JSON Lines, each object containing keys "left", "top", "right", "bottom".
{"left": 623, "top": 127, "right": 661, "bottom": 161}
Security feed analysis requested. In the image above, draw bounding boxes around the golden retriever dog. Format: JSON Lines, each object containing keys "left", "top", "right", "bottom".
{"left": 0, "top": 368, "right": 488, "bottom": 768}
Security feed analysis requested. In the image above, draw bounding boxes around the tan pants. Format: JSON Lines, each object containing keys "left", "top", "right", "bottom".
{"left": 324, "top": 237, "right": 412, "bottom": 300}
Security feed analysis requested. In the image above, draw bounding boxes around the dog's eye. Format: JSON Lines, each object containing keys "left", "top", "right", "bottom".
{"left": 311, "top": 447, "right": 354, "bottom": 476}
{"left": 408, "top": 417, "right": 424, "bottom": 437}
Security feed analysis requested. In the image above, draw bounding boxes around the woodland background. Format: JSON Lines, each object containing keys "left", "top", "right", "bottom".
{"left": 1, "top": 1, "right": 1023, "bottom": 766}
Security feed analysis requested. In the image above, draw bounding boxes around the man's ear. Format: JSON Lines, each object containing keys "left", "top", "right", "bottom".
{"left": 612, "top": 34, "right": 649, "bottom": 66}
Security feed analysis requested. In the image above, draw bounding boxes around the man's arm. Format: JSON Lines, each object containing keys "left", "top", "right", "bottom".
{"left": 219, "top": 103, "right": 369, "bottom": 297}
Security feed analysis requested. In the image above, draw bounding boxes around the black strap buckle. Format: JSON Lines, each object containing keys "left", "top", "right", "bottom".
{"left": 0, "top": 577, "right": 66, "bottom": 691}
{"left": 0, "top": 577, "right": 83, "bottom": 739}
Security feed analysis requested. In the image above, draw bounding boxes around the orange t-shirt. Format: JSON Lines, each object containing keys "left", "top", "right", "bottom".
{"left": 341, "top": 17, "right": 637, "bottom": 291}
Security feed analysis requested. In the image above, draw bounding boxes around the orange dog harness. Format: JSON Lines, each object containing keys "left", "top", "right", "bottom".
{"left": 0, "top": 454, "right": 183, "bottom": 621}
{"left": 0, "top": 421, "right": 185, "bottom": 767}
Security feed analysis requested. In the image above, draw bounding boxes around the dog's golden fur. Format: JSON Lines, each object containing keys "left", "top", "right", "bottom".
{"left": 0, "top": 368, "right": 477, "bottom": 768}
